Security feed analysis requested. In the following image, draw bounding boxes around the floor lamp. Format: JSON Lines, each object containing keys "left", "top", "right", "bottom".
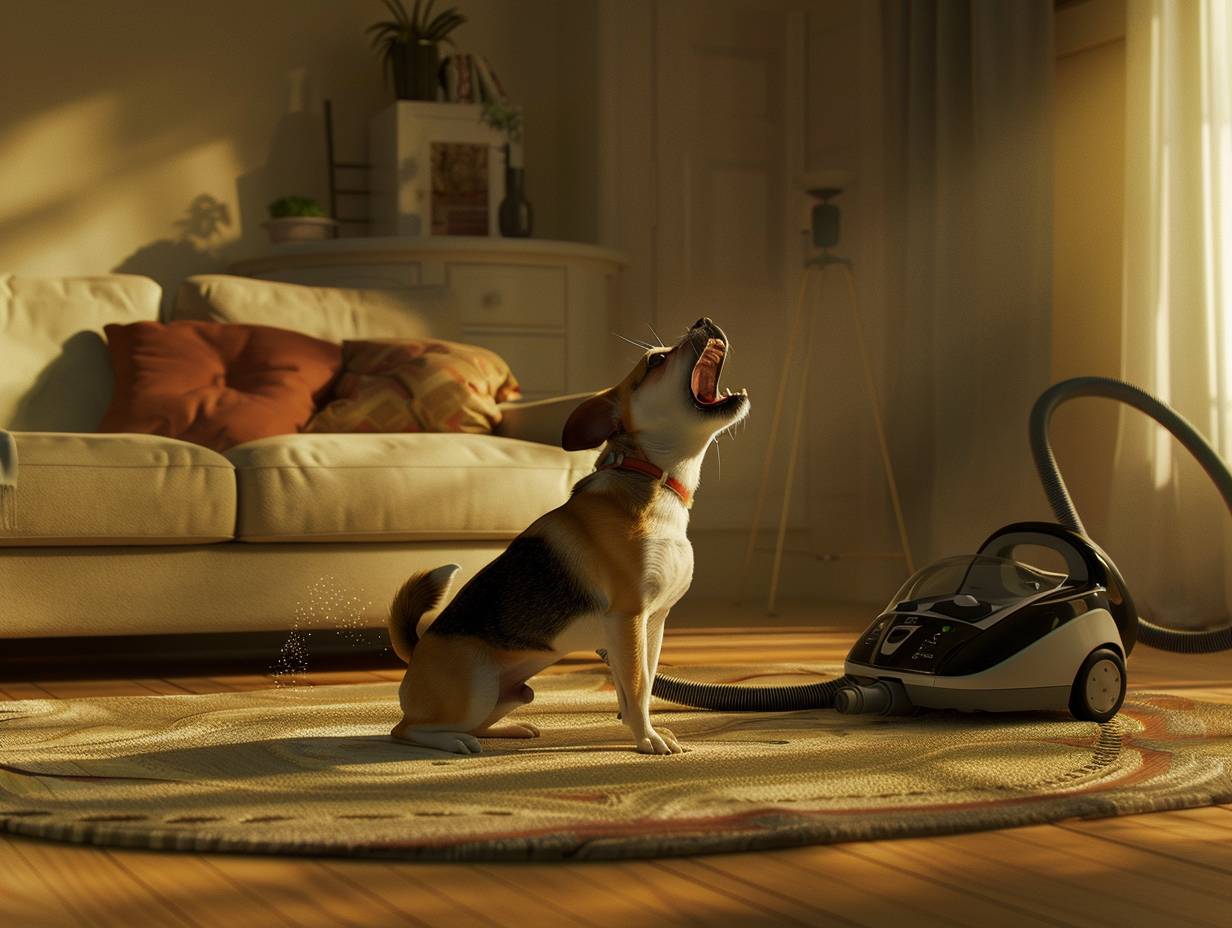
{"left": 741, "top": 173, "right": 916, "bottom": 615}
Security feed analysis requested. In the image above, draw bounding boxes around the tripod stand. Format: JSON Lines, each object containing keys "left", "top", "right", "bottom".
{"left": 740, "top": 254, "right": 915, "bottom": 614}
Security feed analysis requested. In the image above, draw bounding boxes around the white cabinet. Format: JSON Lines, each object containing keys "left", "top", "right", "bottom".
{"left": 368, "top": 103, "right": 506, "bottom": 238}
{"left": 229, "top": 237, "right": 625, "bottom": 400}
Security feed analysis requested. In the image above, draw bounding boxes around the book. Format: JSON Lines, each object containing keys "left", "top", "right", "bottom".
{"left": 455, "top": 54, "right": 475, "bottom": 103}
{"left": 474, "top": 56, "right": 508, "bottom": 104}
{"left": 440, "top": 56, "right": 457, "bottom": 101}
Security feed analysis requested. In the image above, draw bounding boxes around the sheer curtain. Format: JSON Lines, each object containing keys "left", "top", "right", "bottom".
{"left": 880, "top": 1, "right": 1055, "bottom": 561}
{"left": 1111, "top": 0, "right": 1232, "bottom": 629}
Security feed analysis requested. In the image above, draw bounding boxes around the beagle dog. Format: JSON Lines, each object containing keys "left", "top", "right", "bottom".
{"left": 387, "top": 317, "right": 748, "bottom": 754}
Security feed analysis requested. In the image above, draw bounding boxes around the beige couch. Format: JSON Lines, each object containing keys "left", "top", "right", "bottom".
{"left": 0, "top": 273, "right": 597, "bottom": 639}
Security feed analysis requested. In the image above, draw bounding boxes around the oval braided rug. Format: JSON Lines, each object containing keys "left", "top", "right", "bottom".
{"left": 2, "top": 663, "right": 1231, "bottom": 861}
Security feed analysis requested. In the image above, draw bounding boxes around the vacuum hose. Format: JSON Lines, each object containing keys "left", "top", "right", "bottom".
{"left": 649, "top": 671, "right": 851, "bottom": 712}
{"left": 633, "top": 375, "right": 1232, "bottom": 712}
{"left": 1030, "top": 376, "right": 1232, "bottom": 653}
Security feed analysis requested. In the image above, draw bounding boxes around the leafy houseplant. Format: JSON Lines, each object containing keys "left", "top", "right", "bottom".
{"left": 263, "top": 196, "right": 338, "bottom": 244}
{"left": 268, "top": 196, "right": 327, "bottom": 219}
{"left": 480, "top": 101, "right": 523, "bottom": 150}
{"left": 368, "top": 0, "right": 467, "bottom": 101}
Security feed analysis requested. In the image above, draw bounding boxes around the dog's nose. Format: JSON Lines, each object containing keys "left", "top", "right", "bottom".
{"left": 692, "top": 316, "right": 713, "bottom": 330}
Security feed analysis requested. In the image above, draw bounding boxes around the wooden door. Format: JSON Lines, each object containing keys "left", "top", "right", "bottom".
{"left": 653, "top": 0, "right": 805, "bottom": 532}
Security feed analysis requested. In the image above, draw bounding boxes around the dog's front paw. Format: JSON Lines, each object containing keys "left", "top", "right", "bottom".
{"left": 635, "top": 727, "right": 686, "bottom": 755}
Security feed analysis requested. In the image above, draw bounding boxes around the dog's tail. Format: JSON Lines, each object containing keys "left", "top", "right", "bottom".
{"left": 388, "top": 564, "right": 460, "bottom": 663}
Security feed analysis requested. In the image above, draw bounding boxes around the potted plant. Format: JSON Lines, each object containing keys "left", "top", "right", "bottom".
{"left": 481, "top": 101, "right": 533, "bottom": 238}
{"left": 263, "top": 196, "right": 338, "bottom": 244}
{"left": 368, "top": 0, "right": 467, "bottom": 101}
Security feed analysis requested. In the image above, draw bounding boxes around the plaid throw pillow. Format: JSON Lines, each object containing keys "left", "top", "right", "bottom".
{"left": 305, "top": 339, "right": 521, "bottom": 434}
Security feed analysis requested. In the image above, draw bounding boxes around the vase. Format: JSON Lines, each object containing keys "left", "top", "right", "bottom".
{"left": 499, "top": 166, "right": 533, "bottom": 238}
{"left": 392, "top": 41, "right": 440, "bottom": 101}
{"left": 261, "top": 217, "right": 339, "bottom": 245}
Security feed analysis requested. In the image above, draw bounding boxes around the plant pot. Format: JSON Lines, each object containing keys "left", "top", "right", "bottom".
{"left": 499, "top": 166, "right": 533, "bottom": 238}
{"left": 392, "top": 41, "right": 440, "bottom": 101}
{"left": 262, "top": 217, "right": 339, "bottom": 245}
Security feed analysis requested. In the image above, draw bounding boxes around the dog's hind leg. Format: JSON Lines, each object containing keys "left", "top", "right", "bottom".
{"left": 473, "top": 683, "right": 540, "bottom": 738}
{"left": 392, "top": 636, "right": 498, "bottom": 754}
{"left": 472, "top": 653, "right": 557, "bottom": 738}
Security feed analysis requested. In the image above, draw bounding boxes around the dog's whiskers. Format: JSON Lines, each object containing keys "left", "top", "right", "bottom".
{"left": 647, "top": 323, "right": 665, "bottom": 348}
{"left": 612, "top": 332, "right": 656, "bottom": 352}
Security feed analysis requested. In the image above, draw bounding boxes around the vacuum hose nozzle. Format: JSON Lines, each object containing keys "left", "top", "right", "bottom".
{"left": 834, "top": 679, "right": 912, "bottom": 715}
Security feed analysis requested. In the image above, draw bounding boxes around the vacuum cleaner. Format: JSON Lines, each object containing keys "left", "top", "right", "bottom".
{"left": 639, "top": 376, "right": 1232, "bottom": 722}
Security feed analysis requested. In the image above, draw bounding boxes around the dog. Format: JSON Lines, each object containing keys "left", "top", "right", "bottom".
{"left": 386, "top": 317, "right": 748, "bottom": 755}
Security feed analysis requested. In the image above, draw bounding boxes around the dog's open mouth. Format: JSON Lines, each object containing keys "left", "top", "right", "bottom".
{"left": 690, "top": 337, "right": 745, "bottom": 410}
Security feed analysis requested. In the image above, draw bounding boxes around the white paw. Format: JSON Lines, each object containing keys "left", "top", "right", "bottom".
{"left": 454, "top": 733, "right": 482, "bottom": 753}
{"left": 399, "top": 729, "right": 484, "bottom": 755}
{"left": 635, "top": 727, "right": 686, "bottom": 755}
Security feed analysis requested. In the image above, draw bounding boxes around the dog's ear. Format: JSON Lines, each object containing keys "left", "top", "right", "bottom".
{"left": 562, "top": 389, "right": 619, "bottom": 450}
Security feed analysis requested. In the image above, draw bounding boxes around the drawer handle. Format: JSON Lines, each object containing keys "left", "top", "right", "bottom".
{"left": 481, "top": 290, "right": 503, "bottom": 309}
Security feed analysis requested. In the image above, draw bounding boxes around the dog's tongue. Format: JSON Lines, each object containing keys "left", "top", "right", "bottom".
{"left": 691, "top": 338, "right": 725, "bottom": 404}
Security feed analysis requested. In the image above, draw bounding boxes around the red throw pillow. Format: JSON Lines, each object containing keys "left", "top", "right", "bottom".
{"left": 100, "top": 321, "right": 341, "bottom": 452}
{"left": 305, "top": 338, "right": 521, "bottom": 434}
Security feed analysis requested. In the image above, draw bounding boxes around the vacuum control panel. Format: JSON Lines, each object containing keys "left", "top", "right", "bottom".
{"left": 847, "top": 612, "right": 981, "bottom": 674}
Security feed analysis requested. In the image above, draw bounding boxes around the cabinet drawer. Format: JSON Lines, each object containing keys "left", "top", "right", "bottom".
{"left": 448, "top": 264, "right": 566, "bottom": 327}
{"left": 463, "top": 331, "right": 566, "bottom": 395}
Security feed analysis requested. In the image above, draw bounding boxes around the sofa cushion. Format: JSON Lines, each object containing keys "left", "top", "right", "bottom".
{"left": 225, "top": 433, "right": 597, "bottom": 542}
{"left": 305, "top": 338, "right": 522, "bottom": 435}
{"left": 99, "top": 320, "right": 342, "bottom": 452}
{"left": 0, "top": 433, "right": 235, "bottom": 546}
{"left": 174, "top": 275, "right": 460, "bottom": 342}
{"left": 0, "top": 274, "right": 161, "bottom": 431}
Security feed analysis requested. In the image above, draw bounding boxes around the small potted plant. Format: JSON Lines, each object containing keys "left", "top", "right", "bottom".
{"left": 263, "top": 196, "right": 338, "bottom": 244}
{"left": 368, "top": 0, "right": 467, "bottom": 101}
{"left": 481, "top": 101, "right": 533, "bottom": 238}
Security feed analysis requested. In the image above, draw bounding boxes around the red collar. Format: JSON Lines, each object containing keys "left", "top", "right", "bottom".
{"left": 595, "top": 450, "right": 693, "bottom": 508}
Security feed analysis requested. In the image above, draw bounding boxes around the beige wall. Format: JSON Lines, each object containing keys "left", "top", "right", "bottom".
{"left": 0, "top": 0, "right": 594, "bottom": 303}
{"left": 1052, "top": 0, "right": 1127, "bottom": 538}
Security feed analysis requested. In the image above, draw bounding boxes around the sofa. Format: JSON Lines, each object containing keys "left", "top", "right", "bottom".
{"left": 0, "top": 273, "right": 598, "bottom": 640}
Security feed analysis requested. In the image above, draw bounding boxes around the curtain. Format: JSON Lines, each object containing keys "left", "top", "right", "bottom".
{"left": 1112, "top": 0, "right": 1232, "bottom": 629}
{"left": 881, "top": 1, "right": 1055, "bottom": 561}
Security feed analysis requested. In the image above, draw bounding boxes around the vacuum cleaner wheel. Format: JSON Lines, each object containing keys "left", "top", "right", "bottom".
{"left": 1069, "top": 647, "right": 1126, "bottom": 722}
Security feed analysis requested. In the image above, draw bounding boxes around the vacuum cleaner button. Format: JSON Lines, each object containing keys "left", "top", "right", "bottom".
{"left": 880, "top": 626, "right": 918, "bottom": 656}
{"left": 930, "top": 598, "right": 993, "bottom": 620}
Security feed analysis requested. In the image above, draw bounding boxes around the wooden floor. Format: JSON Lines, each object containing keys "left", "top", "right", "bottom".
{"left": 3, "top": 600, "right": 1232, "bottom": 928}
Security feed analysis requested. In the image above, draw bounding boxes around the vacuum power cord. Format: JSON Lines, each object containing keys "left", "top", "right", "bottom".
{"left": 1030, "top": 376, "right": 1232, "bottom": 653}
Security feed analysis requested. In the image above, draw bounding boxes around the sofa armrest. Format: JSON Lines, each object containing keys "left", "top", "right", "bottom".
{"left": 0, "top": 429, "right": 16, "bottom": 531}
{"left": 494, "top": 393, "right": 591, "bottom": 447}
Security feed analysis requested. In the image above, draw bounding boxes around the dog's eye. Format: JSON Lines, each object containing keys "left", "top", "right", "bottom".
{"left": 646, "top": 352, "right": 667, "bottom": 370}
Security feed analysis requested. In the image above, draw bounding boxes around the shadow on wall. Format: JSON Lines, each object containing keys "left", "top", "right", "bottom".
{"left": 111, "top": 70, "right": 332, "bottom": 309}
{"left": 0, "top": 0, "right": 386, "bottom": 279}
{"left": 9, "top": 330, "right": 114, "bottom": 432}
{"left": 233, "top": 69, "right": 332, "bottom": 249}
{"left": 112, "top": 194, "right": 242, "bottom": 314}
